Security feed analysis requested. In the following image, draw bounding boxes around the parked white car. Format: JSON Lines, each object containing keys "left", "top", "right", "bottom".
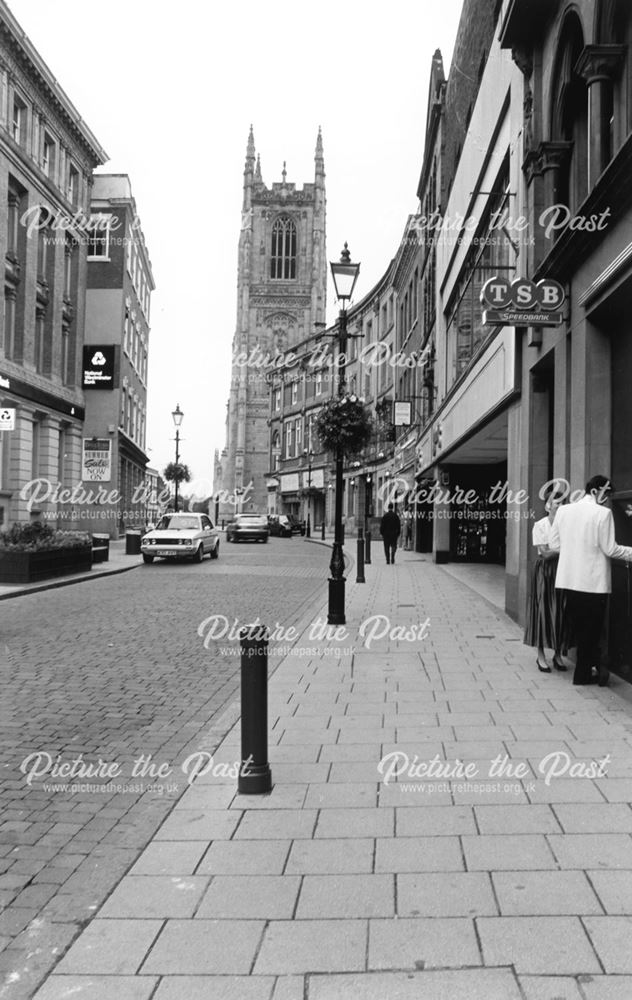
{"left": 141, "top": 513, "right": 219, "bottom": 564}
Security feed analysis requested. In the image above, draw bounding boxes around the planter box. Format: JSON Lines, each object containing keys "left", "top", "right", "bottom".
{"left": 0, "top": 546, "right": 93, "bottom": 584}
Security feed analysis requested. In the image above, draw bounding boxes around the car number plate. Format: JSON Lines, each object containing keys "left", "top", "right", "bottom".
{"left": 162, "top": 549, "right": 179, "bottom": 556}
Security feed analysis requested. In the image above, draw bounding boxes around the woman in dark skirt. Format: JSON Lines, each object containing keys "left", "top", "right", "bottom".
{"left": 524, "top": 490, "right": 571, "bottom": 672}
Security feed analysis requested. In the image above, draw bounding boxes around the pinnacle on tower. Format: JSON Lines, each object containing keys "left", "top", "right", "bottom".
{"left": 246, "top": 124, "right": 255, "bottom": 163}
{"left": 315, "top": 126, "right": 325, "bottom": 177}
{"left": 254, "top": 153, "right": 262, "bottom": 183}
{"left": 315, "top": 126, "right": 324, "bottom": 159}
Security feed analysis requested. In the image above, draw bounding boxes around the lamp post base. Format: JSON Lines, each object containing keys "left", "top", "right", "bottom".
{"left": 327, "top": 577, "right": 346, "bottom": 625}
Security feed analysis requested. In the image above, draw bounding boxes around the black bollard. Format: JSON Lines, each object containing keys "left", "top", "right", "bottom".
{"left": 238, "top": 625, "right": 272, "bottom": 794}
{"left": 365, "top": 529, "right": 372, "bottom": 565}
{"left": 321, "top": 520, "right": 325, "bottom": 541}
{"left": 356, "top": 527, "right": 365, "bottom": 583}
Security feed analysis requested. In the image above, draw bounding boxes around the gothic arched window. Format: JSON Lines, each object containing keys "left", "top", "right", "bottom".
{"left": 271, "top": 216, "right": 297, "bottom": 280}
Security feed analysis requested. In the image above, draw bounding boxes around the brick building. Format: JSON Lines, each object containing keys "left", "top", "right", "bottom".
{"left": 83, "top": 174, "right": 155, "bottom": 536}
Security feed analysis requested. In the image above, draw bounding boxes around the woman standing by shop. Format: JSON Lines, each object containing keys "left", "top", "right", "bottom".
{"left": 524, "top": 489, "right": 570, "bottom": 672}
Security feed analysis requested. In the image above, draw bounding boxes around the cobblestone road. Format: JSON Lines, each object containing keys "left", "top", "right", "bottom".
{"left": 0, "top": 537, "right": 332, "bottom": 999}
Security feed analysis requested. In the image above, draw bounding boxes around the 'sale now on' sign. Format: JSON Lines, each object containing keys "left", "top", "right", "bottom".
{"left": 481, "top": 276, "right": 565, "bottom": 326}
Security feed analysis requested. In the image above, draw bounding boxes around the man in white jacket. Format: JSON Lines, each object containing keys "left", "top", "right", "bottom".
{"left": 549, "top": 475, "right": 632, "bottom": 686}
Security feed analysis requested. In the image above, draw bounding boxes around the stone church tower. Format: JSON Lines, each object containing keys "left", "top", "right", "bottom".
{"left": 216, "top": 127, "right": 327, "bottom": 516}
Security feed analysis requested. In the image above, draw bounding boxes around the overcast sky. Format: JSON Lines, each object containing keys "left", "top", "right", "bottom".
{"left": 7, "top": 0, "right": 462, "bottom": 496}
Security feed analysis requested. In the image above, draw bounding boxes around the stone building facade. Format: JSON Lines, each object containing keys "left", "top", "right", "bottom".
{"left": 0, "top": 0, "right": 106, "bottom": 528}
{"left": 215, "top": 128, "right": 327, "bottom": 516}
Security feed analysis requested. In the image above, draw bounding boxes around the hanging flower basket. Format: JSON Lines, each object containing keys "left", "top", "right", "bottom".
{"left": 316, "top": 394, "right": 373, "bottom": 455}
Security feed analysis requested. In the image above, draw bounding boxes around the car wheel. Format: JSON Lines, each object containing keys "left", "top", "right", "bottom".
{"left": 142, "top": 554, "right": 154, "bottom": 564}
{"left": 194, "top": 545, "right": 204, "bottom": 563}
{"left": 263, "top": 536, "right": 268, "bottom": 543}
{"left": 211, "top": 541, "right": 219, "bottom": 560}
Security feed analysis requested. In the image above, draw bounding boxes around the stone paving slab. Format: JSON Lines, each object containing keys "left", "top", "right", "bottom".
{"left": 152, "top": 977, "right": 276, "bottom": 1000}
{"left": 54, "top": 919, "right": 163, "bottom": 975}
{"left": 307, "top": 968, "right": 523, "bottom": 1000}
{"left": 477, "top": 916, "right": 601, "bottom": 974}
{"left": 141, "top": 919, "right": 264, "bottom": 975}
{"left": 29, "top": 553, "right": 632, "bottom": 995}
{"left": 32, "top": 976, "right": 159, "bottom": 1000}
{"left": 253, "top": 919, "right": 367, "bottom": 974}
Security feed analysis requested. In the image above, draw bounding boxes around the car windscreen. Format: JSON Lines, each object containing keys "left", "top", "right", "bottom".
{"left": 156, "top": 517, "right": 199, "bottom": 530}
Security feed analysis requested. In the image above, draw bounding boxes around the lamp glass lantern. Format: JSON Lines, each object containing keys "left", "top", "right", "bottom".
{"left": 172, "top": 404, "right": 184, "bottom": 428}
{"left": 330, "top": 243, "right": 360, "bottom": 304}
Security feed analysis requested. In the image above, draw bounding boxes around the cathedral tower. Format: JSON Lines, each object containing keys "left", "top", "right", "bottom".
{"left": 217, "top": 128, "right": 327, "bottom": 514}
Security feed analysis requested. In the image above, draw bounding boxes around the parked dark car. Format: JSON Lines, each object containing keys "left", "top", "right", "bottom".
{"left": 226, "top": 514, "right": 269, "bottom": 543}
{"left": 268, "top": 514, "right": 293, "bottom": 538}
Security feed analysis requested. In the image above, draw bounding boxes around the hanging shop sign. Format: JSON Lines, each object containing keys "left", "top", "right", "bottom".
{"left": 82, "top": 346, "right": 115, "bottom": 389}
{"left": 481, "top": 277, "right": 565, "bottom": 326}
{"left": 82, "top": 438, "right": 112, "bottom": 481}
{"left": 394, "top": 401, "right": 412, "bottom": 426}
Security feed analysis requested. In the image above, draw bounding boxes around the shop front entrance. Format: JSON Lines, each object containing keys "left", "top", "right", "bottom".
{"left": 448, "top": 462, "right": 508, "bottom": 564}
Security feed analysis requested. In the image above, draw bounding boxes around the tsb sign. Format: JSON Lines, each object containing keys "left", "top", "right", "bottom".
{"left": 481, "top": 277, "right": 565, "bottom": 326}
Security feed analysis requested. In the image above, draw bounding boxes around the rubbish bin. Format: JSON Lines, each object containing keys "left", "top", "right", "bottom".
{"left": 92, "top": 533, "right": 110, "bottom": 564}
{"left": 125, "top": 529, "right": 142, "bottom": 555}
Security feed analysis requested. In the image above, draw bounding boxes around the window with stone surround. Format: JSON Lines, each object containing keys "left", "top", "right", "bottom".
{"left": 11, "top": 93, "right": 26, "bottom": 146}
{"left": 270, "top": 216, "right": 297, "bottom": 280}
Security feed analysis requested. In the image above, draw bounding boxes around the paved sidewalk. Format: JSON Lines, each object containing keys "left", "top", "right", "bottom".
{"left": 32, "top": 552, "right": 632, "bottom": 1000}
{"left": 0, "top": 540, "right": 141, "bottom": 601}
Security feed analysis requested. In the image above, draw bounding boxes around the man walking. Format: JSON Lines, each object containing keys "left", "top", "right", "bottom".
{"left": 550, "top": 475, "right": 632, "bottom": 686}
{"left": 380, "top": 503, "right": 401, "bottom": 565}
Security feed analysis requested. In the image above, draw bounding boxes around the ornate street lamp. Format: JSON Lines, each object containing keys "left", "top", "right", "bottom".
{"left": 171, "top": 403, "right": 184, "bottom": 512}
{"left": 328, "top": 244, "right": 360, "bottom": 625}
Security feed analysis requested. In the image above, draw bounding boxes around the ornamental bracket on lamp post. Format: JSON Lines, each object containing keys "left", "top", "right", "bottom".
{"left": 328, "top": 244, "right": 360, "bottom": 626}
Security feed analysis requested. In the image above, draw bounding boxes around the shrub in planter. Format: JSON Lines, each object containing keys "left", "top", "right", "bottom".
{"left": 316, "top": 394, "right": 373, "bottom": 455}
{"left": 0, "top": 522, "right": 92, "bottom": 583}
